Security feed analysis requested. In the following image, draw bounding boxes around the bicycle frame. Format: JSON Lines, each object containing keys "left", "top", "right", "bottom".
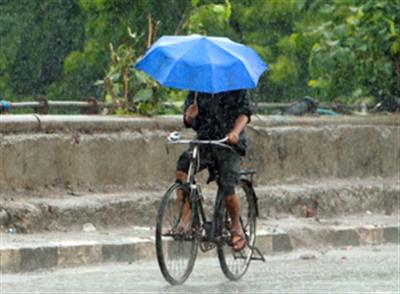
{"left": 168, "top": 132, "right": 232, "bottom": 246}
{"left": 156, "top": 132, "right": 265, "bottom": 285}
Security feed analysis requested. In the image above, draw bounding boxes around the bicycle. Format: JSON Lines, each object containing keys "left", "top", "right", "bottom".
{"left": 155, "top": 132, "right": 265, "bottom": 285}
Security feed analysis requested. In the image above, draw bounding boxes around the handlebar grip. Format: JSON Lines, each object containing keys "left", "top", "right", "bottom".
{"left": 167, "top": 131, "right": 181, "bottom": 142}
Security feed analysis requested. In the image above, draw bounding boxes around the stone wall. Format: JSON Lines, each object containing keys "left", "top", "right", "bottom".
{"left": 0, "top": 115, "right": 399, "bottom": 192}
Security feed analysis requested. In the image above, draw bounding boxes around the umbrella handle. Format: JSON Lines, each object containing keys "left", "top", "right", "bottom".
{"left": 193, "top": 92, "right": 198, "bottom": 105}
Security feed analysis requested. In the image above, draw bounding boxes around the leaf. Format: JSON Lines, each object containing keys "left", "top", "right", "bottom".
{"left": 138, "top": 102, "right": 155, "bottom": 115}
{"left": 308, "top": 79, "right": 319, "bottom": 88}
{"left": 94, "top": 79, "right": 104, "bottom": 86}
{"left": 132, "top": 70, "right": 149, "bottom": 84}
{"left": 349, "top": 6, "right": 360, "bottom": 13}
{"left": 383, "top": 62, "right": 393, "bottom": 75}
{"left": 109, "top": 73, "right": 121, "bottom": 81}
{"left": 326, "top": 40, "right": 339, "bottom": 47}
{"left": 308, "top": 78, "right": 329, "bottom": 89}
{"left": 388, "top": 19, "right": 397, "bottom": 37}
{"left": 269, "top": 56, "right": 299, "bottom": 85}
{"left": 312, "top": 43, "right": 322, "bottom": 52}
{"left": 64, "top": 51, "right": 84, "bottom": 74}
{"left": 212, "top": 5, "right": 225, "bottom": 14}
{"left": 223, "top": 0, "right": 231, "bottom": 21}
{"left": 296, "top": 0, "right": 306, "bottom": 11}
{"left": 127, "top": 27, "right": 136, "bottom": 39}
{"left": 351, "top": 88, "right": 363, "bottom": 98}
{"left": 133, "top": 88, "right": 152, "bottom": 102}
{"left": 105, "top": 94, "right": 113, "bottom": 103}
{"left": 112, "top": 84, "right": 121, "bottom": 96}
{"left": 391, "top": 39, "right": 400, "bottom": 54}
{"left": 115, "top": 108, "right": 128, "bottom": 116}
{"left": 346, "top": 16, "right": 358, "bottom": 26}
{"left": 320, "top": 4, "right": 334, "bottom": 15}
{"left": 358, "top": 44, "right": 368, "bottom": 52}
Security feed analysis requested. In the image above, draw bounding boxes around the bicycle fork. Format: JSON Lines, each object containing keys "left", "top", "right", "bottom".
{"left": 210, "top": 189, "right": 229, "bottom": 245}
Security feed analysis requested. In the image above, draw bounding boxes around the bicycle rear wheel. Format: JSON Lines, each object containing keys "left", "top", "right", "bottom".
{"left": 155, "top": 183, "right": 199, "bottom": 285}
{"left": 217, "top": 180, "right": 257, "bottom": 280}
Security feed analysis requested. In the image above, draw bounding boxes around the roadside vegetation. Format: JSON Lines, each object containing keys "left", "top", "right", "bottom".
{"left": 0, "top": 0, "right": 399, "bottom": 115}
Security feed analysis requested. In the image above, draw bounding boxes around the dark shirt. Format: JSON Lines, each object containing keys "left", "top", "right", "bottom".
{"left": 183, "top": 90, "right": 252, "bottom": 155}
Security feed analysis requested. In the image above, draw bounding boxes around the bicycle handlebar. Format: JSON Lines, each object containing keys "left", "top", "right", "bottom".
{"left": 167, "top": 131, "right": 232, "bottom": 149}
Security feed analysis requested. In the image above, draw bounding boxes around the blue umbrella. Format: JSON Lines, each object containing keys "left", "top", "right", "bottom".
{"left": 135, "top": 34, "right": 268, "bottom": 94}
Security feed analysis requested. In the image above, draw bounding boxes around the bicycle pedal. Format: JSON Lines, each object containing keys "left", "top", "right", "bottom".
{"left": 199, "top": 241, "right": 215, "bottom": 252}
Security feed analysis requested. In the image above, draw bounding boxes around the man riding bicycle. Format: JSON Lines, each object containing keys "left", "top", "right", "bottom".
{"left": 175, "top": 89, "right": 252, "bottom": 252}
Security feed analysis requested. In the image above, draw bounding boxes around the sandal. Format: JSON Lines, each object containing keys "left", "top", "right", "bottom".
{"left": 231, "top": 229, "right": 247, "bottom": 252}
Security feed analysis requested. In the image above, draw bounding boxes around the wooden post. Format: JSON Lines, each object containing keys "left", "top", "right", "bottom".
{"left": 147, "top": 14, "right": 153, "bottom": 49}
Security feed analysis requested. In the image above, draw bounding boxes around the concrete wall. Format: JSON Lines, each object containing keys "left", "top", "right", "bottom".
{"left": 0, "top": 115, "right": 399, "bottom": 192}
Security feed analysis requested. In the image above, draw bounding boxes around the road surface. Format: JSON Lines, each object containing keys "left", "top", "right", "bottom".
{"left": 1, "top": 244, "right": 398, "bottom": 293}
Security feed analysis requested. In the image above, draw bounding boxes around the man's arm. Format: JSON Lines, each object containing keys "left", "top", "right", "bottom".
{"left": 227, "top": 114, "right": 249, "bottom": 144}
{"left": 228, "top": 90, "right": 252, "bottom": 144}
{"left": 184, "top": 103, "right": 198, "bottom": 127}
{"left": 183, "top": 92, "right": 198, "bottom": 128}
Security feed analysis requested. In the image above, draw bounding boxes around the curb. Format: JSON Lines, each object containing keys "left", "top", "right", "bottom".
{"left": 1, "top": 224, "right": 398, "bottom": 273}
{"left": 1, "top": 115, "right": 398, "bottom": 134}
{"left": 2, "top": 181, "right": 398, "bottom": 233}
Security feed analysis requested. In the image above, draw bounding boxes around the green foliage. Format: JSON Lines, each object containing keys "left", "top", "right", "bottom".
{"left": 270, "top": 56, "right": 299, "bottom": 85}
{"left": 95, "top": 30, "right": 169, "bottom": 116}
{"left": 188, "top": 0, "right": 233, "bottom": 36}
{"left": 305, "top": 0, "right": 400, "bottom": 102}
{"left": 229, "top": 0, "right": 307, "bottom": 101}
{"left": 0, "top": 0, "right": 84, "bottom": 100}
{"left": 0, "top": 0, "right": 188, "bottom": 104}
{"left": 1, "top": 0, "right": 398, "bottom": 108}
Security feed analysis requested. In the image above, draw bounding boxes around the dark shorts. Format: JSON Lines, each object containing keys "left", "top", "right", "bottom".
{"left": 176, "top": 146, "right": 240, "bottom": 196}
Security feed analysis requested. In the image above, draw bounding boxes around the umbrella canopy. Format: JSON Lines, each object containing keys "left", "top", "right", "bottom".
{"left": 135, "top": 34, "right": 268, "bottom": 94}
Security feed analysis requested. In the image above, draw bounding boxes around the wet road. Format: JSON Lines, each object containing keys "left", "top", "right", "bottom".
{"left": 1, "top": 245, "right": 399, "bottom": 293}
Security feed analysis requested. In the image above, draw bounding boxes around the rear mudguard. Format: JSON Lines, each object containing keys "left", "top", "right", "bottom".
{"left": 239, "top": 179, "right": 259, "bottom": 218}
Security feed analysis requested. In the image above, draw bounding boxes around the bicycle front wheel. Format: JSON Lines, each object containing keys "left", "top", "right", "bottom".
{"left": 155, "top": 183, "right": 199, "bottom": 285}
{"left": 217, "top": 180, "right": 257, "bottom": 281}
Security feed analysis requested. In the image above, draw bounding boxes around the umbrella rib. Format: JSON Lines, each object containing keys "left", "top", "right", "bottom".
{"left": 143, "top": 35, "right": 201, "bottom": 57}
{"left": 205, "top": 41, "right": 217, "bottom": 93}
{"left": 158, "top": 40, "right": 202, "bottom": 84}
{"left": 207, "top": 39, "right": 262, "bottom": 84}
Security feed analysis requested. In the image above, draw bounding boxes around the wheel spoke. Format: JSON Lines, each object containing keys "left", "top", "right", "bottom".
{"left": 155, "top": 183, "right": 198, "bottom": 285}
{"left": 217, "top": 181, "right": 256, "bottom": 280}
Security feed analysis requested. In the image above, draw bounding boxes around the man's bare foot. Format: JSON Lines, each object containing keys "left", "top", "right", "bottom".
{"left": 231, "top": 228, "right": 246, "bottom": 252}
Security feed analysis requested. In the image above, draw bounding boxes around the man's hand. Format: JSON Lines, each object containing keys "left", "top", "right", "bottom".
{"left": 185, "top": 103, "right": 199, "bottom": 126}
{"left": 227, "top": 131, "right": 239, "bottom": 144}
{"left": 227, "top": 114, "right": 249, "bottom": 145}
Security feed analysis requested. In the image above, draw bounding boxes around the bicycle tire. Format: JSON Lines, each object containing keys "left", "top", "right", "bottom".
{"left": 216, "top": 180, "right": 257, "bottom": 281}
{"left": 155, "top": 182, "right": 199, "bottom": 285}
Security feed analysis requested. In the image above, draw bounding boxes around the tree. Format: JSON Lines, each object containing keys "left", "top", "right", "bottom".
{"left": 0, "top": 0, "right": 190, "bottom": 102}
{"left": 305, "top": 0, "right": 400, "bottom": 102}
{"left": 1, "top": 0, "right": 397, "bottom": 107}
{"left": 0, "top": 0, "right": 83, "bottom": 100}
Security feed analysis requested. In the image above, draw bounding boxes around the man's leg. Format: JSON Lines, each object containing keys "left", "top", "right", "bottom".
{"left": 175, "top": 147, "right": 208, "bottom": 232}
{"left": 175, "top": 171, "right": 191, "bottom": 230}
{"left": 217, "top": 149, "right": 246, "bottom": 251}
{"left": 224, "top": 194, "right": 246, "bottom": 251}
